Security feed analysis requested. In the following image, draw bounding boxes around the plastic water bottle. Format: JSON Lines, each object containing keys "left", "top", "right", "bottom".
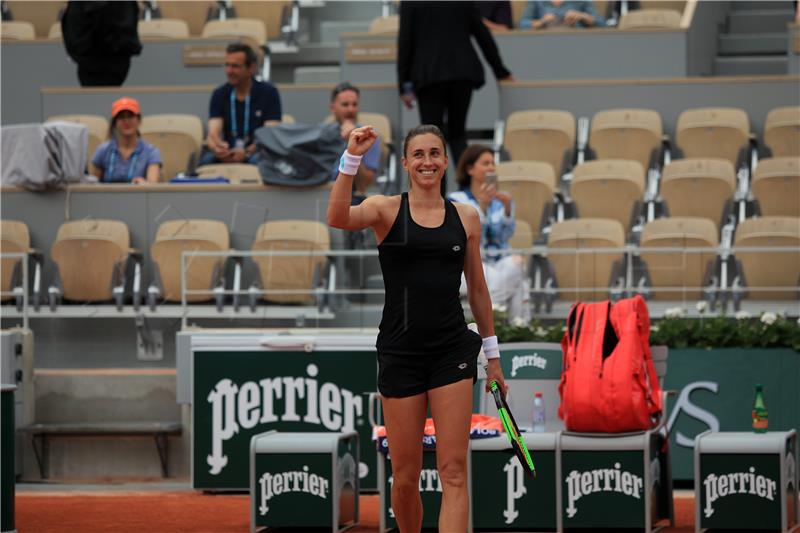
{"left": 752, "top": 384, "right": 768, "bottom": 433}
{"left": 532, "top": 392, "right": 545, "bottom": 432}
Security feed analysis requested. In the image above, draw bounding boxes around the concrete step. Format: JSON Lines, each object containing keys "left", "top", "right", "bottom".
{"left": 718, "top": 33, "right": 788, "bottom": 55}
{"left": 729, "top": 1, "right": 795, "bottom": 10}
{"left": 318, "top": 20, "right": 371, "bottom": 43}
{"left": 714, "top": 55, "right": 788, "bottom": 75}
{"left": 294, "top": 65, "right": 341, "bottom": 84}
{"left": 728, "top": 10, "right": 795, "bottom": 34}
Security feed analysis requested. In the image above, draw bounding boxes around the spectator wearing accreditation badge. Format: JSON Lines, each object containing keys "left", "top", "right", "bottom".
{"left": 328, "top": 123, "right": 507, "bottom": 533}
{"left": 329, "top": 82, "right": 381, "bottom": 196}
{"left": 201, "top": 42, "right": 282, "bottom": 165}
{"left": 520, "top": 0, "right": 607, "bottom": 29}
{"left": 90, "top": 97, "right": 161, "bottom": 184}
{"left": 448, "top": 145, "right": 531, "bottom": 324}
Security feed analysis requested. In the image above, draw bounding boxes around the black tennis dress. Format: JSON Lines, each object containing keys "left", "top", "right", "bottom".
{"left": 375, "top": 192, "right": 482, "bottom": 397}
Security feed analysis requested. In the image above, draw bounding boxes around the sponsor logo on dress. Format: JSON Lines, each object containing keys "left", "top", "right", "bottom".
{"left": 458, "top": 362, "right": 468, "bottom": 370}
{"left": 510, "top": 353, "right": 547, "bottom": 377}
{"left": 703, "top": 468, "right": 777, "bottom": 518}
{"left": 565, "top": 463, "right": 643, "bottom": 518}
{"left": 206, "top": 363, "right": 363, "bottom": 475}
{"left": 452, "top": 245, "right": 461, "bottom": 251}
{"left": 258, "top": 466, "right": 329, "bottom": 515}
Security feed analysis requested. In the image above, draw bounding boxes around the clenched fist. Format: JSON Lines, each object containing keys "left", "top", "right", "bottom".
{"left": 347, "top": 125, "right": 378, "bottom": 156}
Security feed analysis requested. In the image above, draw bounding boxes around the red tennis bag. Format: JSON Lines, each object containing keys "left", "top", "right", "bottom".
{"left": 557, "top": 295, "right": 663, "bottom": 433}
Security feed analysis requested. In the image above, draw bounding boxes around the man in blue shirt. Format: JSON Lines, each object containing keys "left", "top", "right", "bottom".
{"left": 201, "top": 43, "right": 282, "bottom": 165}
{"left": 329, "top": 82, "right": 381, "bottom": 195}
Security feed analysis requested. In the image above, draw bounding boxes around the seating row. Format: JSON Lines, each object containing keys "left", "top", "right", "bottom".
{"left": 0, "top": 218, "right": 333, "bottom": 312}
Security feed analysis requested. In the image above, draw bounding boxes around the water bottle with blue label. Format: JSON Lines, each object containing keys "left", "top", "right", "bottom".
{"left": 532, "top": 392, "right": 545, "bottom": 432}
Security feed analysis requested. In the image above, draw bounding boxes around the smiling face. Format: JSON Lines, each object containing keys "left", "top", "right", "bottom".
{"left": 402, "top": 133, "right": 448, "bottom": 190}
{"left": 468, "top": 151, "right": 495, "bottom": 186}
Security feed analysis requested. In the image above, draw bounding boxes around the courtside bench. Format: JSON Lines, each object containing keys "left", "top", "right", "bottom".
{"left": 20, "top": 421, "right": 182, "bottom": 478}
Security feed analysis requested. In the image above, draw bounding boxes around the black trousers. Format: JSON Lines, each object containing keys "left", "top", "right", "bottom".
{"left": 77, "top": 57, "right": 131, "bottom": 87}
{"left": 416, "top": 80, "right": 473, "bottom": 168}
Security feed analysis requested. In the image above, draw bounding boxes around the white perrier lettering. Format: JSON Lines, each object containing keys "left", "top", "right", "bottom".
{"left": 703, "top": 467, "right": 776, "bottom": 517}
{"left": 259, "top": 465, "right": 329, "bottom": 515}
{"left": 206, "top": 363, "right": 363, "bottom": 475}
{"left": 565, "top": 462, "right": 643, "bottom": 518}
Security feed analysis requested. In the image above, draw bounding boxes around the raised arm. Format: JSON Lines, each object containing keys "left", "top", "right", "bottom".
{"left": 327, "top": 125, "right": 383, "bottom": 231}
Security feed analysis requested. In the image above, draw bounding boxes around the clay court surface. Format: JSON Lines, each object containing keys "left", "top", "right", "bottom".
{"left": 17, "top": 487, "right": 699, "bottom": 532}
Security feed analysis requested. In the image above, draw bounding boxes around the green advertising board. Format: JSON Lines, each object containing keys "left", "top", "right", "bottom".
{"left": 664, "top": 348, "right": 800, "bottom": 481}
{"left": 193, "top": 350, "right": 376, "bottom": 490}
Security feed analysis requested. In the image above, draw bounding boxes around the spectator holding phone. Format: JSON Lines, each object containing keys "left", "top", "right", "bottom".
{"left": 519, "top": 0, "right": 606, "bottom": 29}
{"left": 448, "top": 144, "right": 531, "bottom": 323}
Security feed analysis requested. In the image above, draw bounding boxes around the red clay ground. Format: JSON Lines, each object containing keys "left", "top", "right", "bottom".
{"left": 16, "top": 492, "right": 698, "bottom": 532}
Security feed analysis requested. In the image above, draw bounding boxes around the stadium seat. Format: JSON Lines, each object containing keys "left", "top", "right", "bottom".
{"left": 676, "top": 107, "right": 750, "bottom": 167}
{"left": 543, "top": 218, "right": 626, "bottom": 301}
{"left": 282, "top": 113, "right": 296, "bottom": 124}
{"left": 589, "top": 108, "right": 663, "bottom": 171}
{"left": 618, "top": 9, "right": 682, "bottom": 29}
{"left": 496, "top": 160, "right": 556, "bottom": 237}
{"left": 764, "top": 106, "right": 800, "bottom": 157}
{"left": 140, "top": 114, "right": 203, "bottom": 180}
{"left": 138, "top": 19, "right": 190, "bottom": 39}
{"left": 733, "top": 216, "right": 800, "bottom": 301}
{"left": 201, "top": 18, "right": 267, "bottom": 45}
{"left": 639, "top": 217, "right": 718, "bottom": 301}
{"left": 233, "top": 1, "right": 289, "bottom": 42}
{"left": 46, "top": 114, "right": 108, "bottom": 162}
{"left": 660, "top": 158, "right": 736, "bottom": 229}
{"left": 368, "top": 15, "right": 399, "bottom": 34}
{"left": 752, "top": 157, "right": 800, "bottom": 217}
{"left": 508, "top": 219, "right": 534, "bottom": 250}
{"left": 570, "top": 159, "right": 645, "bottom": 232}
{"left": 49, "top": 219, "right": 138, "bottom": 309}
{"left": 48, "top": 21, "right": 61, "bottom": 40}
{"left": 250, "top": 220, "right": 332, "bottom": 305}
{"left": 1, "top": 21, "right": 35, "bottom": 40}
{"left": 503, "top": 110, "right": 576, "bottom": 178}
{"left": 358, "top": 111, "right": 395, "bottom": 183}
{"left": 0, "top": 220, "right": 43, "bottom": 309}
{"left": 195, "top": 163, "right": 261, "bottom": 184}
{"left": 149, "top": 219, "right": 229, "bottom": 307}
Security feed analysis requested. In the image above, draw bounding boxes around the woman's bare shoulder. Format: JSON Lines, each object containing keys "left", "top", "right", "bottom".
{"left": 453, "top": 201, "right": 480, "bottom": 233}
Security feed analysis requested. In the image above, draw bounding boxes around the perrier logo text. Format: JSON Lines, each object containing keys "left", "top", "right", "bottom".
{"left": 259, "top": 466, "right": 329, "bottom": 515}
{"left": 703, "top": 467, "right": 777, "bottom": 517}
{"left": 565, "top": 462, "right": 643, "bottom": 517}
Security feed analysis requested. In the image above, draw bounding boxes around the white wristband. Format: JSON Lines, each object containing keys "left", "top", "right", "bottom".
{"left": 338, "top": 150, "right": 362, "bottom": 176}
{"left": 482, "top": 335, "right": 500, "bottom": 360}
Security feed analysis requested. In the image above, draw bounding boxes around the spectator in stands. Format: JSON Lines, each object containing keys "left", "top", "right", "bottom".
{"left": 329, "top": 82, "right": 381, "bottom": 196}
{"left": 89, "top": 97, "right": 161, "bottom": 184}
{"left": 200, "top": 43, "right": 282, "bottom": 165}
{"left": 448, "top": 145, "right": 531, "bottom": 323}
{"left": 61, "top": 1, "right": 142, "bottom": 86}
{"left": 475, "top": 1, "right": 513, "bottom": 30}
{"left": 519, "top": 0, "right": 606, "bottom": 29}
{"left": 398, "top": 1, "right": 514, "bottom": 187}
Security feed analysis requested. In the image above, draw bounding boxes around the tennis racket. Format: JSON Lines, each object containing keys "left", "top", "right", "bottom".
{"left": 488, "top": 379, "right": 536, "bottom": 478}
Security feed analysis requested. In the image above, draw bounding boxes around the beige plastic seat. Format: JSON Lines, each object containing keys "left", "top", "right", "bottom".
{"left": 752, "top": 157, "right": 800, "bottom": 217}
{"left": 201, "top": 18, "right": 267, "bottom": 45}
{"left": 570, "top": 160, "right": 645, "bottom": 231}
{"left": 734, "top": 217, "right": 800, "bottom": 300}
{"left": 138, "top": 19, "right": 190, "bottom": 39}
{"left": 46, "top": 114, "right": 109, "bottom": 162}
{"left": 640, "top": 217, "right": 718, "bottom": 300}
{"left": 50, "top": 220, "right": 131, "bottom": 302}
{"left": 764, "top": 106, "right": 800, "bottom": 157}
{"left": 547, "top": 218, "right": 625, "bottom": 301}
{"left": 0, "top": 220, "right": 30, "bottom": 302}
{"left": 1, "top": 21, "right": 35, "bottom": 40}
{"left": 140, "top": 114, "right": 203, "bottom": 180}
{"left": 496, "top": 161, "right": 557, "bottom": 236}
{"left": 282, "top": 114, "right": 296, "bottom": 124}
{"left": 676, "top": 107, "right": 750, "bottom": 167}
{"left": 618, "top": 9, "right": 682, "bottom": 30}
{"left": 48, "top": 21, "right": 61, "bottom": 40}
{"left": 589, "top": 108, "right": 663, "bottom": 170}
{"left": 660, "top": 158, "right": 736, "bottom": 229}
{"left": 150, "top": 220, "right": 229, "bottom": 302}
{"left": 252, "top": 220, "right": 330, "bottom": 304}
{"left": 195, "top": 164, "right": 261, "bottom": 184}
{"left": 504, "top": 110, "right": 576, "bottom": 177}
{"left": 368, "top": 15, "right": 399, "bottom": 34}
{"left": 509, "top": 219, "right": 534, "bottom": 249}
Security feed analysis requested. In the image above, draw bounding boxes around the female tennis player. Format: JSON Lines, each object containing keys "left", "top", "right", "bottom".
{"left": 328, "top": 124, "right": 507, "bottom": 532}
